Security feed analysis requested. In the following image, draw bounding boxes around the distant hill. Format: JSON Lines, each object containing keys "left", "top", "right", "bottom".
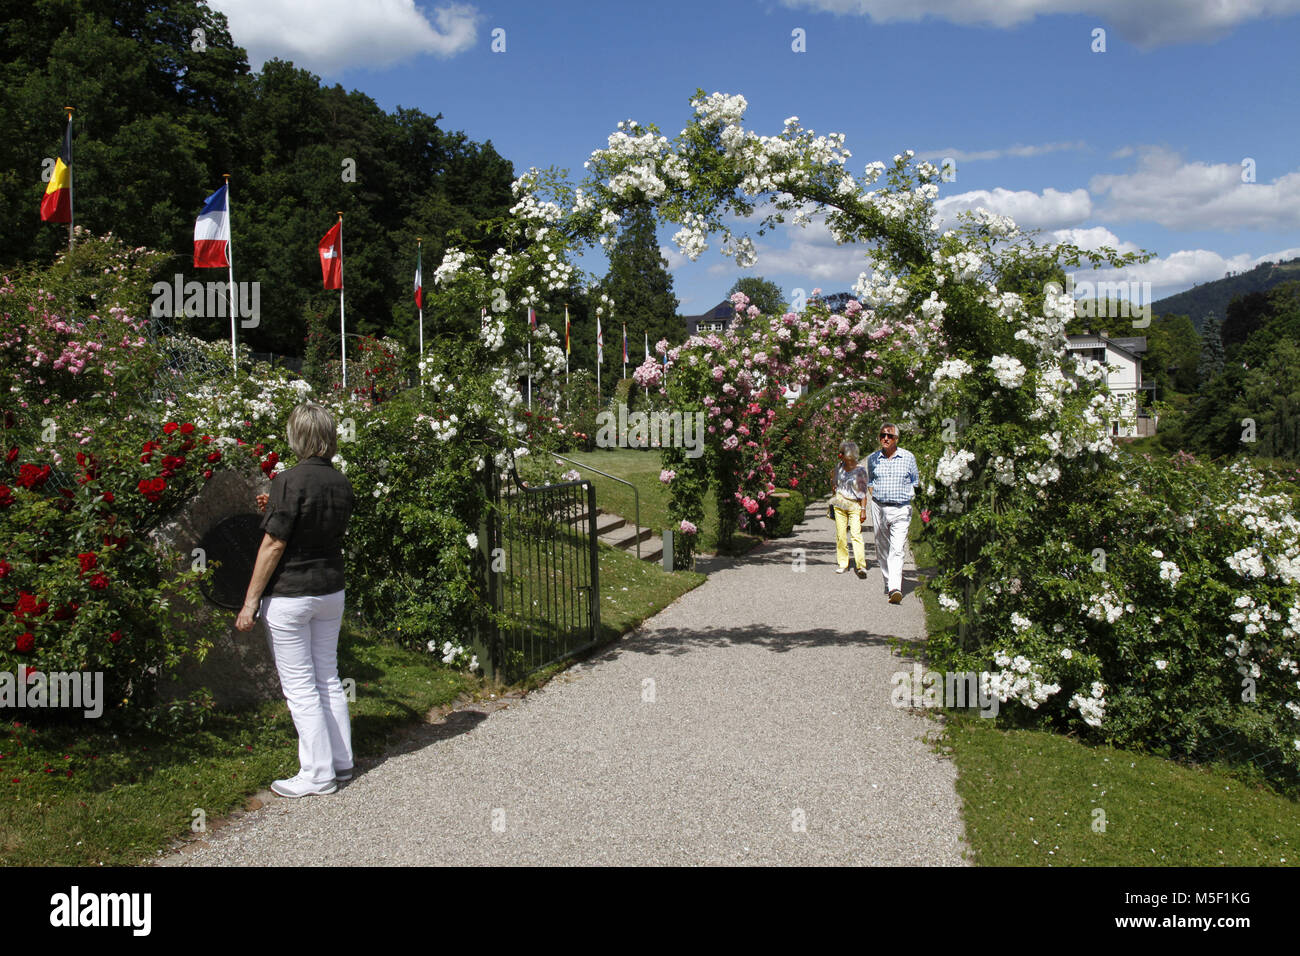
{"left": 1151, "top": 258, "right": 1300, "bottom": 330}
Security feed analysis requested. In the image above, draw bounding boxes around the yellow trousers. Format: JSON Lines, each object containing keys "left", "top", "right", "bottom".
{"left": 834, "top": 505, "right": 866, "bottom": 570}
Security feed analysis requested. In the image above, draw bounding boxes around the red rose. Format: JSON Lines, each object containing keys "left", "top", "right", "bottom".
{"left": 180, "top": 423, "right": 195, "bottom": 435}
{"left": 0, "top": 486, "right": 12, "bottom": 508}
{"left": 52, "top": 602, "right": 79, "bottom": 621}
{"left": 266, "top": 451, "right": 279, "bottom": 464}
{"left": 206, "top": 451, "right": 222, "bottom": 463}
{"left": 137, "top": 477, "right": 166, "bottom": 503}
{"left": 14, "top": 633, "right": 33, "bottom": 654}
{"left": 15, "top": 464, "right": 50, "bottom": 489}
{"left": 108, "top": 630, "right": 123, "bottom": 645}
{"left": 14, "top": 592, "right": 48, "bottom": 621}
{"left": 102, "top": 533, "right": 129, "bottom": 549}
{"left": 0, "top": 560, "right": 9, "bottom": 578}
{"left": 78, "top": 552, "right": 98, "bottom": 574}
{"left": 101, "top": 492, "right": 114, "bottom": 504}
{"left": 163, "top": 422, "right": 179, "bottom": 435}
{"left": 179, "top": 438, "right": 195, "bottom": 451}
{"left": 203, "top": 469, "right": 213, "bottom": 480}
{"left": 87, "top": 573, "right": 110, "bottom": 590}
{"left": 5, "top": 447, "right": 16, "bottom": 464}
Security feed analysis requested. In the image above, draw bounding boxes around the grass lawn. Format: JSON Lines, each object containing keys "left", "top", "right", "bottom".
{"left": 0, "top": 622, "right": 474, "bottom": 866}
{"left": 947, "top": 717, "right": 1299, "bottom": 866}
{"left": 596, "top": 539, "right": 706, "bottom": 641}
{"left": 545, "top": 447, "right": 762, "bottom": 554}
{"left": 910, "top": 520, "right": 1299, "bottom": 866}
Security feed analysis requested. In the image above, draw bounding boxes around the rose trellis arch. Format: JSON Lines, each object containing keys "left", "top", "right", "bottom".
{"left": 434, "top": 88, "right": 1142, "bottom": 565}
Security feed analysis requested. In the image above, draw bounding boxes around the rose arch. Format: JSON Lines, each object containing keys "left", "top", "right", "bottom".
{"left": 427, "top": 91, "right": 1300, "bottom": 772}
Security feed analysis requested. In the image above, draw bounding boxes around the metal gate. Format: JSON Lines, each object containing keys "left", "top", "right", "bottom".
{"left": 474, "top": 467, "right": 601, "bottom": 682}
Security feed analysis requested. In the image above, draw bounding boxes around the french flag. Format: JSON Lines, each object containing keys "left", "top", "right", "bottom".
{"left": 193, "top": 185, "right": 230, "bottom": 268}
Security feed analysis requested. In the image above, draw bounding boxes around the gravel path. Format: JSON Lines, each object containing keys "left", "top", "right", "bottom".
{"left": 161, "top": 501, "right": 968, "bottom": 866}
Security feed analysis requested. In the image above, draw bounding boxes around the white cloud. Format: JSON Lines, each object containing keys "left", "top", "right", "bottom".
{"left": 1045, "top": 226, "right": 1142, "bottom": 255}
{"left": 916, "top": 141, "right": 1087, "bottom": 163}
{"left": 935, "top": 187, "right": 1092, "bottom": 231}
{"left": 1090, "top": 147, "right": 1300, "bottom": 231}
{"left": 779, "top": 0, "right": 1300, "bottom": 47}
{"left": 1075, "top": 245, "right": 1300, "bottom": 295}
{"left": 659, "top": 245, "right": 688, "bottom": 270}
{"left": 208, "top": 0, "right": 480, "bottom": 72}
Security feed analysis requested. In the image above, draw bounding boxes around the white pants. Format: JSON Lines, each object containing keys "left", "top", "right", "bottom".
{"left": 261, "top": 590, "right": 353, "bottom": 784}
{"left": 871, "top": 500, "right": 911, "bottom": 595}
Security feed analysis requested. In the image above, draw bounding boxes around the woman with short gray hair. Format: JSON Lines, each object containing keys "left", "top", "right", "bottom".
{"left": 830, "top": 440, "right": 869, "bottom": 578}
{"left": 237, "top": 402, "right": 356, "bottom": 797}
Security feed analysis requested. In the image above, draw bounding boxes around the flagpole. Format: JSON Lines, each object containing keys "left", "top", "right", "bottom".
{"left": 525, "top": 306, "right": 532, "bottom": 412}
{"left": 337, "top": 211, "right": 346, "bottom": 392}
{"left": 64, "top": 107, "right": 74, "bottom": 252}
{"left": 416, "top": 237, "right": 424, "bottom": 393}
{"left": 564, "top": 303, "right": 570, "bottom": 417}
{"left": 644, "top": 331, "right": 649, "bottom": 397}
{"left": 224, "top": 174, "right": 237, "bottom": 374}
{"left": 622, "top": 322, "right": 627, "bottom": 381}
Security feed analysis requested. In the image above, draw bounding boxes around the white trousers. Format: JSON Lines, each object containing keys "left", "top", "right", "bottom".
{"left": 261, "top": 590, "right": 353, "bottom": 784}
{"left": 871, "top": 500, "right": 911, "bottom": 595}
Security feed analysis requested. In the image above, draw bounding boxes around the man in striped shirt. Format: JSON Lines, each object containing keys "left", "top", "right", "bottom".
{"left": 867, "top": 422, "right": 919, "bottom": 604}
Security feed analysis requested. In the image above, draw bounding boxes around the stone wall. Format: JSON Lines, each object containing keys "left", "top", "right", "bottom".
{"left": 152, "top": 468, "right": 283, "bottom": 709}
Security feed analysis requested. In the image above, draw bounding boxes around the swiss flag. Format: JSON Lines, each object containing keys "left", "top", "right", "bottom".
{"left": 414, "top": 260, "right": 422, "bottom": 309}
{"left": 319, "top": 222, "right": 342, "bottom": 290}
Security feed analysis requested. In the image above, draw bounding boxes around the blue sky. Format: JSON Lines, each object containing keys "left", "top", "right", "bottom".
{"left": 209, "top": 0, "right": 1300, "bottom": 314}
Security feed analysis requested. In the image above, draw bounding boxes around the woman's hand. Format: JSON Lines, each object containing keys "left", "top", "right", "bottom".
{"left": 235, "top": 601, "right": 258, "bottom": 632}
{"left": 256, "top": 493, "right": 269, "bottom": 513}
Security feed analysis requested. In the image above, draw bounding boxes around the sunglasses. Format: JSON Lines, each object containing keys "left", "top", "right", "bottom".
{"left": 879, "top": 433, "right": 897, "bottom": 439}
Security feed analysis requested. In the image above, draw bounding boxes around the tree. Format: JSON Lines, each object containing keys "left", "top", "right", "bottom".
{"left": 1145, "top": 313, "right": 1201, "bottom": 397}
{"left": 1197, "top": 312, "right": 1225, "bottom": 387}
{"left": 729, "top": 276, "right": 783, "bottom": 316}
{"left": 0, "top": 1, "right": 517, "bottom": 356}
{"left": 600, "top": 205, "right": 679, "bottom": 367}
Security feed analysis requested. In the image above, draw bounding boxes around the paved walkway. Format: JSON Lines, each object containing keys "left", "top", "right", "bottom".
{"left": 162, "top": 502, "right": 968, "bottom": 866}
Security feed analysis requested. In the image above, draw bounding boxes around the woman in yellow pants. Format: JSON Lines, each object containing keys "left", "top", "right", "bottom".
{"left": 830, "top": 441, "right": 869, "bottom": 578}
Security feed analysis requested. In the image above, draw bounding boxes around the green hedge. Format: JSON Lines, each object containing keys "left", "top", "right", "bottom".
{"left": 764, "top": 488, "right": 807, "bottom": 538}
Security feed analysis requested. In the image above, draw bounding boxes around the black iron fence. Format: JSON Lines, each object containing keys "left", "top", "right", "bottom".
{"left": 474, "top": 466, "right": 601, "bottom": 682}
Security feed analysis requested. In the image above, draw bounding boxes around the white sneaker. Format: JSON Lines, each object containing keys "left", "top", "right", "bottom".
{"left": 271, "top": 775, "right": 338, "bottom": 798}
{"left": 835, "top": 566, "right": 848, "bottom": 574}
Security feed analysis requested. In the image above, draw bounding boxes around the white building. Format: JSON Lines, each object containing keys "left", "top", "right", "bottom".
{"left": 1065, "top": 333, "right": 1155, "bottom": 438}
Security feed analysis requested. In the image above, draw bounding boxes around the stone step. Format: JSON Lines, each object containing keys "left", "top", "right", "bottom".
{"left": 594, "top": 512, "right": 626, "bottom": 535}
{"left": 605, "top": 522, "right": 654, "bottom": 551}
{"left": 565, "top": 506, "right": 667, "bottom": 565}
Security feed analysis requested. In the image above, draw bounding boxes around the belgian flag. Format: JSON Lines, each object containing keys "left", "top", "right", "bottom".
{"left": 40, "top": 113, "right": 72, "bottom": 223}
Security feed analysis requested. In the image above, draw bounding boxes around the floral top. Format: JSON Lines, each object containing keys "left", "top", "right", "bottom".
{"left": 834, "top": 463, "right": 868, "bottom": 506}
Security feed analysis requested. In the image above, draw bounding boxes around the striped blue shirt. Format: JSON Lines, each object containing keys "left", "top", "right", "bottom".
{"left": 867, "top": 448, "right": 919, "bottom": 505}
